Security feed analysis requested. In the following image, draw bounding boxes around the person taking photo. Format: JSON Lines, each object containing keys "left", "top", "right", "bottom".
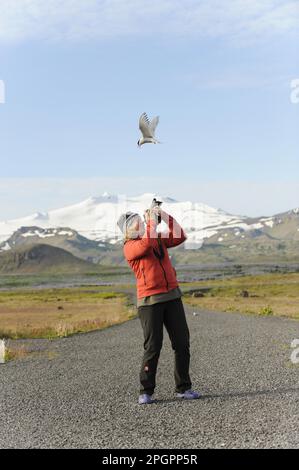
{"left": 117, "top": 205, "right": 200, "bottom": 404}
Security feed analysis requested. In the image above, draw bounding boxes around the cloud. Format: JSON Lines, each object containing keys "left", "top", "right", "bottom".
{"left": 0, "top": 0, "right": 298, "bottom": 44}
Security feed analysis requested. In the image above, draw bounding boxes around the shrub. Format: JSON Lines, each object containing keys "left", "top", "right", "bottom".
{"left": 259, "top": 305, "right": 274, "bottom": 316}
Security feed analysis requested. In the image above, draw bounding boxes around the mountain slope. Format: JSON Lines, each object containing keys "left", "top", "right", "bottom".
{"left": 0, "top": 193, "right": 298, "bottom": 257}
{"left": 0, "top": 226, "right": 111, "bottom": 263}
{"left": 0, "top": 243, "right": 100, "bottom": 274}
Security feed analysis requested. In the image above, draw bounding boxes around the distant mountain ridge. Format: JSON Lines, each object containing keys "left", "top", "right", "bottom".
{"left": 0, "top": 192, "right": 298, "bottom": 256}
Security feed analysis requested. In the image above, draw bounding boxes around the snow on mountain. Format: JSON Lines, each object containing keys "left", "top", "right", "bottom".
{"left": 0, "top": 191, "right": 278, "bottom": 249}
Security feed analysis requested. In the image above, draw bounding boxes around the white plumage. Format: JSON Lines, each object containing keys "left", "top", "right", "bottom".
{"left": 137, "top": 112, "right": 161, "bottom": 146}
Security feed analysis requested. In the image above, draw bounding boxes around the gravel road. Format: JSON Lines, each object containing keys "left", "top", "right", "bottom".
{"left": 1, "top": 305, "right": 298, "bottom": 449}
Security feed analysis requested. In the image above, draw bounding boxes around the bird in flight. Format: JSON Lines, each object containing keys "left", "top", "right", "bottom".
{"left": 138, "top": 112, "right": 161, "bottom": 147}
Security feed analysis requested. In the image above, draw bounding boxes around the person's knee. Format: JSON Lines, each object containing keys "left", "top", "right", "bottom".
{"left": 144, "top": 337, "right": 163, "bottom": 354}
{"left": 147, "top": 341, "right": 163, "bottom": 354}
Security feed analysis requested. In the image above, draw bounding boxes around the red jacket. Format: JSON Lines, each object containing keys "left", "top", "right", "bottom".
{"left": 123, "top": 212, "right": 187, "bottom": 299}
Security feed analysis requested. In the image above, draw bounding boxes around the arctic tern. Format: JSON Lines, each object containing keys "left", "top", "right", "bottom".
{"left": 137, "top": 112, "right": 161, "bottom": 146}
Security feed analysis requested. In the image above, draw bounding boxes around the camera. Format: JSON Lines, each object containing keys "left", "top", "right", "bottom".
{"left": 150, "top": 198, "right": 163, "bottom": 223}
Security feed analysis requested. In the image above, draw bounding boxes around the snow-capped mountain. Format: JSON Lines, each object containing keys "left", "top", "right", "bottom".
{"left": 0, "top": 192, "right": 298, "bottom": 251}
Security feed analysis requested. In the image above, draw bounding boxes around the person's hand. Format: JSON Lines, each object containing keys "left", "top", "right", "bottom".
{"left": 144, "top": 206, "right": 161, "bottom": 223}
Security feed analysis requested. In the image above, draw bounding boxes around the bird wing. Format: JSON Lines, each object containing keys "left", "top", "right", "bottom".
{"left": 150, "top": 116, "right": 159, "bottom": 136}
{"left": 139, "top": 112, "right": 153, "bottom": 138}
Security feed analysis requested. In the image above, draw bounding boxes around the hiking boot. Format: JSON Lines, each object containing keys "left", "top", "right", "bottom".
{"left": 138, "top": 393, "right": 155, "bottom": 404}
{"left": 177, "top": 389, "right": 200, "bottom": 399}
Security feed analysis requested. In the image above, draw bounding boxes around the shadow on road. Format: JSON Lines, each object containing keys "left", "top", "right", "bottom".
{"left": 154, "top": 386, "right": 299, "bottom": 404}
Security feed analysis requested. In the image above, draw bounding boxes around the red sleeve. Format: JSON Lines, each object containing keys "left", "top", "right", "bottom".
{"left": 160, "top": 213, "right": 187, "bottom": 248}
{"left": 123, "top": 219, "right": 158, "bottom": 261}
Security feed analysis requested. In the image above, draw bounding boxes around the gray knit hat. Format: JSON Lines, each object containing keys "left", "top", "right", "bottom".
{"left": 117, "top": 211, "right": 139, "bottom": 235}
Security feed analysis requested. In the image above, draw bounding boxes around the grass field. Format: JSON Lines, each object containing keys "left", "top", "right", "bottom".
{"left": 1, "top": 271, "right": 299, "bottom": 362}
{"left": 0, "top": 287, "right": 135, "bottom": 340}
{"left": 1, "top": 271, "right": 299, "bottom": 350}
{"left": 181, "top": 272, "right": 299, "bottom": 319}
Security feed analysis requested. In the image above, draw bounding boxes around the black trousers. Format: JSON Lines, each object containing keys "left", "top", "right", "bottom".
{"left": 137, "top": 297, "right": 192, "bottom": 395}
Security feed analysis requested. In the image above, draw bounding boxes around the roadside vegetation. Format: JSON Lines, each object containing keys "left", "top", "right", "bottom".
{"left": 0, "top": 287, "right": 136, "bottom": 340}
{"left": 181, "top": 272, "right": 299, "bottom": 319}
{"left": 2, "top": 271, "right": 299, "bottom": 362}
